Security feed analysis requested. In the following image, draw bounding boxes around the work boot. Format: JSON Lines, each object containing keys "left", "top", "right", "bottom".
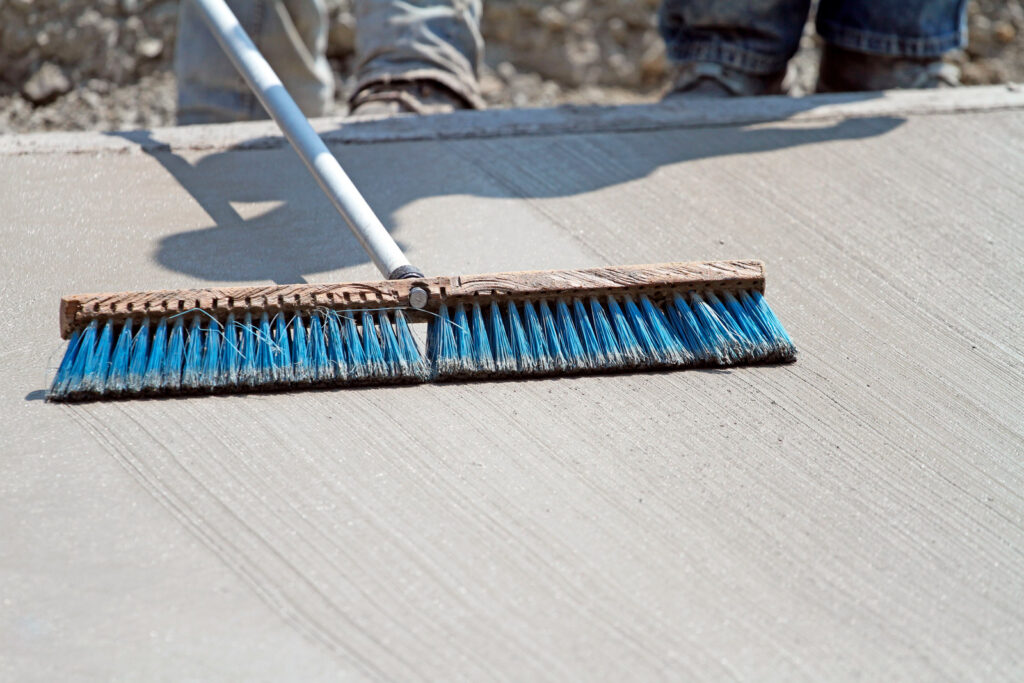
{"left": 348, "top": 79, "right": 472, "bottom": 116}
{"left": 664, "top": 62, "right": 786, "bottom": 99}
{"left": 816, "top": 44, "right": 960, "bottom": 92}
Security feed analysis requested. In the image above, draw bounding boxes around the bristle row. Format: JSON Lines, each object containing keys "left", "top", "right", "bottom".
{"left": 425, "top": 288, "right": 795, "bottom": 379}
{"left": 49, "top": 288, "right": 794, "bottom": 400}
{"left": 49, "top": 309, "right": 427, "bottom": 400}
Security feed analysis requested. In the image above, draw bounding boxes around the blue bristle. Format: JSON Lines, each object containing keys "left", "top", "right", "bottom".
{"left": 105, "top": 318, "right": 133, "bottom": 393}
{"left": 394, "top": 310, "right": 427, "bottom": 378}
{"left": 470, "top": 302, "right": 494, "bottom": 372}
{"left": 520, "top": 301, "right": 551, "bottom": 372}
{"left": 751, "top": 290, "right": 795, "bottom": 352}
{"left": 361, "top": 311, "right": 388, "bottom": 378}
{"left": 182, "top": 314, "right": 204, "bottom": 389}
{"left": 452, "top": 304, "right": 476, "bottom": 373}
{"left": 488, "top": 302, "right": 517, "bottom": 373}
{"left": 639, "top": 296, "right": 691, "bottom": 365}
{"left": 739, "top": 290, "right": 796, "bottom": 357}
{"left": 667, "top": 294, "right": 712, "bottom": 362}
{"left": 66, "top": 320, "right": 98, "bottom": 395}
{"left": 572, "top": 298, "right": 605, "bottom": 366}
{"left": 587, "top": 297, "right": 626, "bottom": 367}
{"left": 621, "top": 295, "right": 660, "bottom": 361}
{"left": 83, "top": 319, "right": 114, "bottom": 393}
{"left": 505, "top": 302, "right": 536, "bottom": 373}
{"left": 162, "top": 316, "right": 186, "bottom": 391}
{"left": 201, "top": 318, "right": 221, "bottom": 389}
{"left": 239, "top": 312, "right": 258, "bottom": 386}
{"left": 555, "top": 299, "right": 588, "bottom": 369}
{"left": 323, "top": 311, "right": 348, "bottom": 381}
{"left": 377, "top": 311, "right": 403, "bottom": 374}
{"left": 427, "top": 304, "right": 459, "bottom": 375}
{"left": 255, "top": 312, "right": 276, "bottom": 383}
{"left": 290, "top": 315, "right": 311, "bottom": 383}
{"left": 706, "top": 292, "right": 766, "bottom": 360}
{"left": 605, "top": 297, "right": 644, "bottom": 366}
{"left": 721, "top": 291, "right": 771, "bottom": 358}
{"left": 127, "top": 317, "right": 150, "bottom": 392}
{"left": 272, "top": 313, "right": 292, "bottom": 383}
{"left": 142, "top": 317, "right": 168, "bottom": 391}
{"left": 342, "top": 312, "right": 367, "bottom": 379}
{"left": 219, "top": 313, "right": 241, "bottom": 387}
{"left": 536, "top": 301, "right": 569, "bottom": 370}
{"left": 50, "top": 328, "right": 83, "bottom": 398}
{"left": 308, "top": 313, "right": 330, "bottom": 382}
{"left": 687, "top": 293, "right": 736, "bottom": 364}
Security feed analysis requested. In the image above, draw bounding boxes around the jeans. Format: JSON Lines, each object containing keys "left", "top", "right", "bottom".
{"left": 659, "top": 0, "right": 969, "bottom": 76}
{"left": 176, "top": 0, "right": 483, "bottom": 124}
{"left": 176, "top": 0, "right": 966, "bottom": 122}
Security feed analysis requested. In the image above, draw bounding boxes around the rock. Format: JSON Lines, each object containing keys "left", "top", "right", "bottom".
{"left": 136, "top": 37, "right": 163, "bottom": 59}
{"left": 994, "top": 20, "right": 1016, "bottom": 43}
{"left": 21, "top": 61, "right": 70, "bottom": 104}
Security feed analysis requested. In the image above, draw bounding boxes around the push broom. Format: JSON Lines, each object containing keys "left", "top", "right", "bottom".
{"left": 48, "top": 0, "right": 796, "bottom": 402}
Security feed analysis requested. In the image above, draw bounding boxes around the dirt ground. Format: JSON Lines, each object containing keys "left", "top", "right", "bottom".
{"left": 1, "top": 0, "right": 1022, "bottom": 133}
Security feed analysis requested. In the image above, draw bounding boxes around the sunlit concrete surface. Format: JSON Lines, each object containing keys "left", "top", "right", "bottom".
{"left": 2, "top": 86, "right": 1023, "bottom": 680}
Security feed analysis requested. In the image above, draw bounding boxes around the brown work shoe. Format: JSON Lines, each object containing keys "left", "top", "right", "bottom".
{"left": 664, "top": 62, "right": 786, "bottom": 99}
{"left": 349, "top": 80, "right": 472, "bottom": 116}
{"left": 816, "top": 44, "right": 960, "bottom": 93}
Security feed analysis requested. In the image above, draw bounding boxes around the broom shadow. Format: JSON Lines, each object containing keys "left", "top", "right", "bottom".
{"left": 111, "top": 97, "right": 902, "bottom": 286}
{"left": 109, "top": 129, "right": 414, "bottom": 285}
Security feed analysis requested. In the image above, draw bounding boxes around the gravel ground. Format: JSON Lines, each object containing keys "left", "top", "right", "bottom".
{"left": 1, "top": 0, "right": 1022, "bottom": 133}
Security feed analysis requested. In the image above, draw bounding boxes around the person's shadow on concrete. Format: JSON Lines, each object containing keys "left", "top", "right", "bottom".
{"left": 113, "top": 98, "right": 903, "bottom": 285}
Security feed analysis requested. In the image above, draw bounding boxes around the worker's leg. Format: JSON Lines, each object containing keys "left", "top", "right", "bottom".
{"left": 659, "top": 0, "right": 811, "bottom": 96}
{"left": 349, "top": 0, "right": 485, "bottom": 113}
{"left": 816, "top": 0, "right": 966, "bottom": 91}
{"left": 176, "top": 0, "right": 334, "bottom": 124}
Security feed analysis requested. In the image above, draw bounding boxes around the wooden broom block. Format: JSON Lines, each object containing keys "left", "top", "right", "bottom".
{"left": 59, "top": 260, "right": 766, "bottom": 338}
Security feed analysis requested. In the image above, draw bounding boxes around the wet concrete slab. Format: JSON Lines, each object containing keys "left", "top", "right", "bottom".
{"left": 2, "top": 87, "right": 1023, "bottom": 680}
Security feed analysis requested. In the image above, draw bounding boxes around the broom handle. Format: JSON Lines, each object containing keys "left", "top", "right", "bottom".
{"left": 191, "top": 0, "right": 425, "bottom": 282}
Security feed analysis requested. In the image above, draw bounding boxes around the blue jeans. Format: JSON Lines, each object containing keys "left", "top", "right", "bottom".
{"left": 176, "top": 0, "right": 967, "bottom": 122}
{"left": 176, "top": 0, "right": 483, "bottom": 124}
{"left": 660, "top": 0, "right": 969, "bottom": 75}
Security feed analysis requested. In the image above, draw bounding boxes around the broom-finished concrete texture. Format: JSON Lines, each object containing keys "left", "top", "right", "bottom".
{"left": 2, "top": 86, "right": 1023, "bottom": 680}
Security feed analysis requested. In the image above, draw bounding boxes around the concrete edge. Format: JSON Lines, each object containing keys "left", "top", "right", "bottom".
{"left": 1, "top": 83, "right": 1021, "bottom": 156}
